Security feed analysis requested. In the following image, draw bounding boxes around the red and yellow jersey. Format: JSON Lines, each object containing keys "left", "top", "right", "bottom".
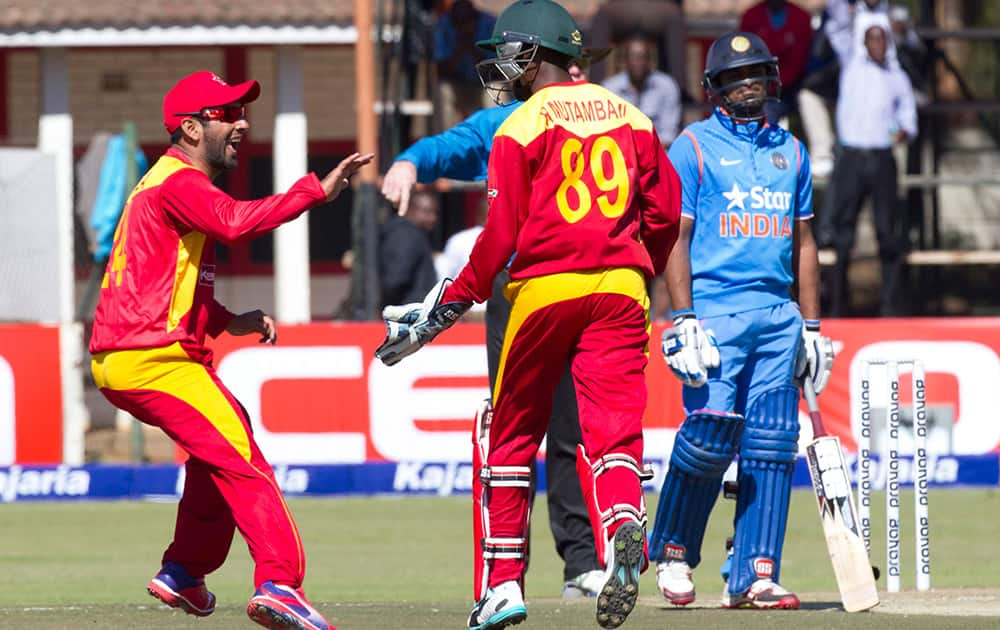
{"left": 89, "top": 147, "right": 326, "bottom": 355}
{"left": 444, "top": 81, "right": 681, "bottom": 305}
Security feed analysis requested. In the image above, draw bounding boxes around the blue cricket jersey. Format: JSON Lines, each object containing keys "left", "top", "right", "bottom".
{"left": 395, "top": 100, "right": 521, "bottom": 182}
{"left": 667, "top": 108, "right": 813, "bottom": 318}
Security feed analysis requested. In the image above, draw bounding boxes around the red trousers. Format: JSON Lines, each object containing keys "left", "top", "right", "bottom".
{"left": 487, "top": 268, "right": 650, "bottom": 586}
{"left": 91, "top": 342, "right": 305, "bottom": 589}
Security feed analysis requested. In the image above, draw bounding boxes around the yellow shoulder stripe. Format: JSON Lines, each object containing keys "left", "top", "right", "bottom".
{"left": 126, "top": 155, "right": 197, "bottom": 205}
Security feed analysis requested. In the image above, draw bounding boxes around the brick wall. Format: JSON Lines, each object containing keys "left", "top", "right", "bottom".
{"left": 5, "top": 45, "right": 359, "bottom": 147}
{"left": 7, "top": 50, "right": 39, "bottom": 145}
{"left": 247, "top": 46, "right": 359, "bottom": 142}
{"left": 73, "top": 48, "right": 224, "bottom": 145}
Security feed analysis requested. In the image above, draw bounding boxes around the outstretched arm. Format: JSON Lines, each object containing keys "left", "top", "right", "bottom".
{"left": 382, "top": 104, "right": 515, "bottom": 214}
{"left": 162, "top": 153, "right": 372, "bottom": 245}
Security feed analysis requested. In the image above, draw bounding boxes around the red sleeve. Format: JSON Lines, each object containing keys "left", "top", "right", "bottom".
{"left": 636, "top": 132, "right": 681, "bottom": 275}
{"left": 442, "top": 134, "right": 526, "bottom": 304}
{"left": 206, "top": 299, "right": 236, "bottom": 338}
{"left": 161, "top": 170, "right": 327, "bottom": 245}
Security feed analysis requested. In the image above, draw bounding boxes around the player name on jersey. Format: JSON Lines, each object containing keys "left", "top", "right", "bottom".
{"left": 541, "top": 98, "right": 629, "bottom": 127}
{"left": 719, "top": 213, "right": 793, "bottom": 239}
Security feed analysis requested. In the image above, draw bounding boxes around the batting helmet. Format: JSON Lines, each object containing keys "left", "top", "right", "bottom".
{"left": 703, "top": 32, "right": 780, "bottom": 121}
{"left": 475, "top": 0, "right": 583, "bottom": 103}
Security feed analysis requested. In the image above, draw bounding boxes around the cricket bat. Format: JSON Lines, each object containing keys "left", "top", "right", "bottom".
{"left": 802, "top": 378, "right": 880, "bottom": 612}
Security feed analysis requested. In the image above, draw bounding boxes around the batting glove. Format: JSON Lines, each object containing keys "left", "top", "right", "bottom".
{"left": 374, "top": 279, "right": 471, "bottom": 366}
{"left": 661, "top": 310, "right": 720, "bottom": 388}
{"left": 796, "top": 319, "right": 834, "bottom": 395}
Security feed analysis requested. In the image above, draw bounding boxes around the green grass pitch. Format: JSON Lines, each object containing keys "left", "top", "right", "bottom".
{"left": 1, "top": 488, "right": 999, "bottom": 629}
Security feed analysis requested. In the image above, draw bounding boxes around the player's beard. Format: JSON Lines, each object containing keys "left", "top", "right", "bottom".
{"left": 205, "top": 129, "right": 240, "bottom": 171}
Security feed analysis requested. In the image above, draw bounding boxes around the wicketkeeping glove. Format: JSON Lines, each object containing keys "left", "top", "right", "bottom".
{"left": 374, "top": 279, "right": 471, "bottom": 366}
{"left": 661, "top": 310, "right": 720, "bottom": 387}
{"left": 796, "top": 319, "right": 834, "bottom": 394}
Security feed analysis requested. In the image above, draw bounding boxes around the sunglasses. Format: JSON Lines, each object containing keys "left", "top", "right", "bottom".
{"left": 174, "top": 104, "right": 247, "bottom": 124}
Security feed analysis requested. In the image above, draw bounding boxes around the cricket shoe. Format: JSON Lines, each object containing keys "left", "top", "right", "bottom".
{"left": 562, "top": 569, "right": 605, "bottom": 599}
{"left": 467, "top": 580, "right": 527, "bottom": 630}
{"left": 722, "top": 578, "right": 800, "bottom": 610}
{"left": 247, "top": 581, "right": 335, "bottom": 630}
{"left": 655, "top": 560, "right": 695, "bottom": 606}
{"left": 595, "top": 521, "right": 644, "bottom": 629}
{"left": 147, "top": 561, "right": 216, "bottom": 617}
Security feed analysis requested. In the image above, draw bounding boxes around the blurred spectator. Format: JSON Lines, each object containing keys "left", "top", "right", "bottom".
{"left": 825, "top": 0, "right": 890, "bottom": 64}
{"left": 436, "top": 194, "right": 488, "bottom": 315}
{"left": 739, "top": 0, "right": 813, "bottom": 125}
{"left": 797, "top": 14, "right": 840, "bottom": 177}
{"left": 824, "top": 23, "right": 916, "bottom": 317}
{"left": 569, "top": 46, "right": 612, "bottom": 82}
{"left": 585, "top": 0, "right": 687, "bottom": 96}
{"left": 601, "top": 35, "right": 681, "bottom": 147}
{"left": 799, "top": 0, "right": 896, "bottom": 178}
{"left": 889, "top": 5, "right": 929, "bottom": 103}
{"left": 379, "top": 190, "right": 440, "bottom": 308}
{"left": 433, "top": 0, "right": 496, "bottom": 129}
{"left": 823, "top": 0, "right": 855, "bottom": 62}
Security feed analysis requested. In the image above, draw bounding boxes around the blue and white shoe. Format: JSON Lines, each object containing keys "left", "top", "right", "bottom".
{"left": 247, "top": 581, "right": 333, "bottom": 630}
{"left": 147, "top": 561, "right": 216, "bottom": 617}
{"left": 596, "top": 521, "right": 644, "bottom": 629}
{"left": 467, "top": 580, "right": 527, "bottom": 630}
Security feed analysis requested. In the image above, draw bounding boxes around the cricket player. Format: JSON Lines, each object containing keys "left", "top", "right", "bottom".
{"left": 375, "top": 1, "right": 681, "bottom": 627}
{"left": 647, "top": 32, "right": 834, "bottom": 609}
{"left": 89, "top": 70, "right": 371, "bottom": 630}
{"left": 381, "top": 52, "right": 612, "bottom": 601}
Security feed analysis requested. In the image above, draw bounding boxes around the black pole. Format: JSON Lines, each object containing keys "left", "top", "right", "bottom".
{"left": 349, "top": 182, "right": 382, "bottom": 320}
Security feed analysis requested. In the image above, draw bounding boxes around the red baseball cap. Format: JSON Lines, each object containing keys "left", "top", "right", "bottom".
{"left": 162, "top": 70, "right": 261, "bottom": 133}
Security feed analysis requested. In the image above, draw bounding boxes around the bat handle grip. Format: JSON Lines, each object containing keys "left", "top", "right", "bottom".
{"left": 801, "top": 377, "right": 828, "bottom": 438}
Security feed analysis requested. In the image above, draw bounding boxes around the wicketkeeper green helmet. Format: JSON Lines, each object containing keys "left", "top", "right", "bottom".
{"left": 475, "top": 0, "right": 583, "bottom": 102}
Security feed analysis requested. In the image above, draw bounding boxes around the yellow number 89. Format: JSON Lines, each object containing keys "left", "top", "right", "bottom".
{"left": 556, "top": 136, "right": 630, "bottom": 224}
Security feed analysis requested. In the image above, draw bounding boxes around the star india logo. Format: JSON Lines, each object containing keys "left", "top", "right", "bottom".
{"left": 722, "top": 182, "right": 792, "bottom": 211}
{"left": 722, "top": 182, "right": 749, "bottom": 210}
